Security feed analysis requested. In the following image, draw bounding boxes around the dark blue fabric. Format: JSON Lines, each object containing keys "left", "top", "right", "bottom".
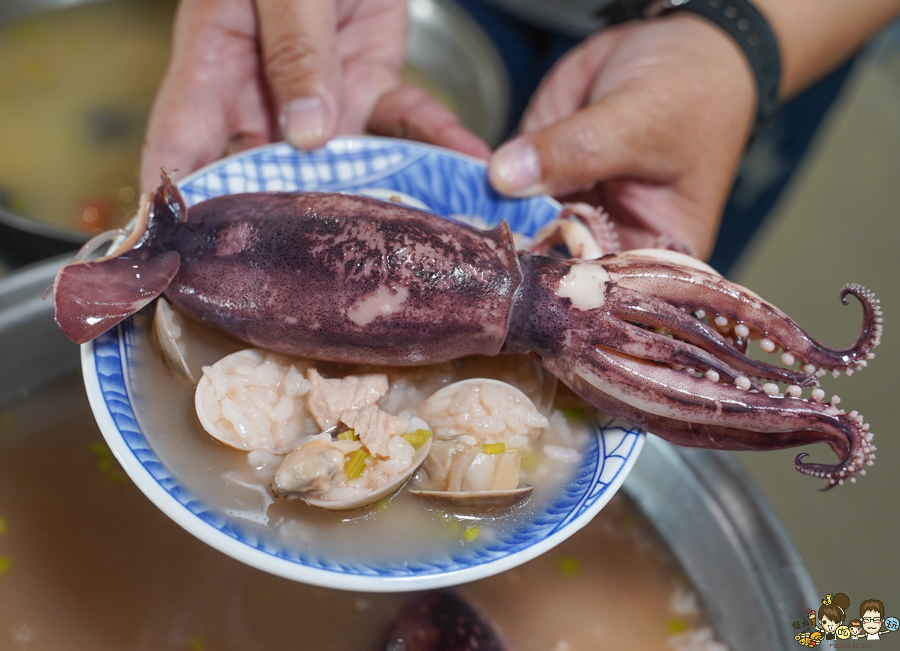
{"left": 454, "top": 0, "right": 857, "bottom": 275}
{"left": 712, "top": 59, "right": 855, "bottom": 273}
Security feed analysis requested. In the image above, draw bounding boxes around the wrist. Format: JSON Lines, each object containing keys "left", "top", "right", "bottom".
{"left": 653, "top": 12, "right": 758, "bottom": 136}
{"left": 743, "top": 0, "right": 900, "bottom": 97}
{"left": 599, "top": 0, "right": 779, "bottom": 135}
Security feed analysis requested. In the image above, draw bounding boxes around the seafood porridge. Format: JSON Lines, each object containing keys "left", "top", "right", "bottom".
{"left": 0, "top": 374, "right": 726, "bottom": 650}
{"left": 129, "top": 306, "right": 602, "bottom": 562}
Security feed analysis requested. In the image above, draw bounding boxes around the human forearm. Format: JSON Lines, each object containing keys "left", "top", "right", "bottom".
{"left": 754, "top": 0, "right": 900, "bottom": 98}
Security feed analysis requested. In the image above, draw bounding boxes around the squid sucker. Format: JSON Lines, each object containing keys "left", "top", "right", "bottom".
{"left": 53, "top": 174, "right": 882, "bottom": 487}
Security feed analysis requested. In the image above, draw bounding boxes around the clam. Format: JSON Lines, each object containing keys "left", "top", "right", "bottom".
{"left": 409, "top": 485, "right": 534, "bottom": 509}
{"left": 153, "top": 297, "right": 245, "bottom": 385}
{"left": 450, "top": 355, "right": 558, "bottom": 416}
{"left": 409, "top": 378, "right": 548, "bottom": 508}
{"left": 270, "top": 439, "right": 345, "bottom": 495}
{"left": 153, "top": 296, "right": 195, "bottom": 382}
{"left": 270, "top": 415, "right": 434, "bottom": 510}
{"left": 194, "top": 348, "right": 314, "bottom": 453}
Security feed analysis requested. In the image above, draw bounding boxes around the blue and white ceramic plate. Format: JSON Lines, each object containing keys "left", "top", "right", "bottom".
{"left": 82, "top": 137, "right": 644, "bottom": 592}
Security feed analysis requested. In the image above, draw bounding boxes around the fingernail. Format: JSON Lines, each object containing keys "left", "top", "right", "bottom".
{"left": 281, "top": 96, "right": 329, "bottom": 149}
{"left": 490, "top": 139, "right": 543, "bottom": 196}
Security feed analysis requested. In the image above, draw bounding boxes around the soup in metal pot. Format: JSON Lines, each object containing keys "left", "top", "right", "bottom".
{"left": 0, "top": 373, "right": 727, "bottom": 650}
{"left": 0, "top": 0, "right": 176, "bottom": 232}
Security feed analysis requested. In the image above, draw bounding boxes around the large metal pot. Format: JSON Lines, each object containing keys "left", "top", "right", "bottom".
{"left": 0, "top": 257, "right": 816, "bottom": 650}
{"left": 0, "top": 0, "right": 508, "bottom": 268}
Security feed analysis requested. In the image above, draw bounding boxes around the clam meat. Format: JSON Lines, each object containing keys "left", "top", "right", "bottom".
{"left": 411, "top": 379, "right": 548, "bottom": 505}
{"left": 271, "top": 412, "right": 433, "bottom": 510}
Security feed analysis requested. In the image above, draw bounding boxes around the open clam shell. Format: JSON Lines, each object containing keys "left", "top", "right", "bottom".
{"left": 417, "top": 377, "right": 548, "bottom": 443}
{"left": 410, "top": 378, "right": 547, "bottom": 509}
{"left": 194, "top": 349, "right": 314, "bottom": 453}
{"left": 154, "top": 297, "right": 245, "bottom": 386}
{"left": 272, "top": 417, "right": 434, "bottom": 511}
{"left": 451, "top": 356, "right": 557, "bottom": 416}
{"left": 303, "top": 433, "right": 433, "bottom": 511}
{"left": 153, "top": 296, "right": 196, "bottom": 383}
{"left": 409, "top": 484, "right": 533, "bottom": 509}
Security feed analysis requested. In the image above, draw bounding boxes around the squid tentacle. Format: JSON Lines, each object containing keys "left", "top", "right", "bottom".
{"left": 592, "top": 316, "right": 765, "bottom": 390}
{"left": 529, "top": 202, "right": 620, "bottom": 260}
{"left": 606, "top": 255, "right": 882, "bottom": 375}
{"left": 547, "top": 347, "right": 874, "bottom": 489}
{"left": 607, "top": 286, "right": 816, "bottom": 387}
{"left": 506, "top": 253, "right": 877, "bottom": 486}
{"left": 834, "top": 283, "right": 883, "bottom": 370}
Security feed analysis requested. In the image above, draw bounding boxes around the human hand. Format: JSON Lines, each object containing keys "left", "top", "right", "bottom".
{"left": 488, "top": 14, "right": 758, "bottom": 259}
{"left": 367, "top": 84, "right": 492, "bottom": 160}
{"left": 140, "top": 0, "right": 409, "bottom": 192}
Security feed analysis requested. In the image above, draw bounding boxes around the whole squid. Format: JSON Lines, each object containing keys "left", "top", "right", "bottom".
{"left": 53, "top": 174, "right": 881, "bottom": 487}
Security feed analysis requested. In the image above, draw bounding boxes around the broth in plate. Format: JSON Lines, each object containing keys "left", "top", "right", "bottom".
{"left": 129, "top": 308, "right": 597, "bottom": 564}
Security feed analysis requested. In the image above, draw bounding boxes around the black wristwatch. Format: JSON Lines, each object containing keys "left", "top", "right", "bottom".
{"left": 596, "top": 0, "right": 781, "bottom": 135}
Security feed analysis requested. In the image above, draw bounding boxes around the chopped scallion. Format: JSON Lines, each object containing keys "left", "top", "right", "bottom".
{"left": 462, "top": 526, "right": 480, "bottom": 543}
{"left": 89, "top": 440, "right": 127, "bottom": 484}
{"left": 336, "top": 429, "right": 357, "bottom": 441}
{"left": 344, "top": 449, "right": 370, "bottom": 479}
{"left": 187, "top": 635, "right": 207, "bottom": 651}
{"left": 402, "top": 429, "right": 432, "bottom": 446}
{"left": 481, "top": 442, "right": 506, "bottom": 454}
{"left": 521, "top": 451, "right": 540, "bottom": 471}
{"left": 667, "top": 618, "right": 687, "bottom": 634}
{"left": 556, "top": 555, "right": 579, "bottom": 577}
{"left": 559, "top": 407, "right": 587, "bottom": 421}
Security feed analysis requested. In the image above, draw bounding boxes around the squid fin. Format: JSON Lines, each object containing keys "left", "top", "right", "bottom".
{"left": 54, "top": 250, "right": 180, "bottom": 344}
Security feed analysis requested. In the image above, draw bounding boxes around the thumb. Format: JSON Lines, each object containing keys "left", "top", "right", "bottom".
{"left": 488, "top": 92, "right": 667, "bottom": 198}
{"left": 257, "top": 0, "right": 341, "bottom": 150}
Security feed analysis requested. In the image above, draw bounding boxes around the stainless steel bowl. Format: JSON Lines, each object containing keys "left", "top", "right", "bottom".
{"left": 0, "top": 0, "right": 508, "bottom": 268}
{"left": 407, "top": 0, "right": 509, "bottom": 146}
{"left": 626, "top": 439, "right": 819, "bottom": 649}
{"left": 0, "top": 257, "right": 816, "bottom": 650}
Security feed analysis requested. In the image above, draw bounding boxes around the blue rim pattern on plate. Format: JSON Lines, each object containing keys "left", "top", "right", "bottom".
{"left": 86, "top": 138, "right": 644, "bottom": 589}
